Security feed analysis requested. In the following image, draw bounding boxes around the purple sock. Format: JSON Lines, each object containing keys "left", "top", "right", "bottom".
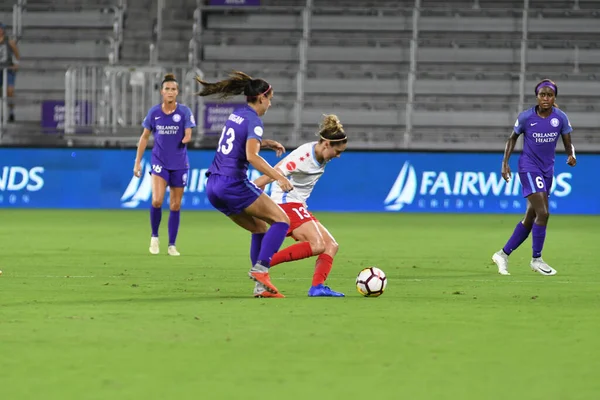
{"left": 250, "top": 233, "right": 265, "bottom": 266}
{"left": 532, "top": 223, "right": 547, "bottom": 258}
{"left": 150, "top": 206, "right": 162, "bottom": 237}
{"left": 502, "top": 222, "right": 531, "bottom": 255}
{"left": 168, "top": 210, "right": 180, "bottom": 246}
{"left": 256, "top": 222, "right": 289, "bottom": 268}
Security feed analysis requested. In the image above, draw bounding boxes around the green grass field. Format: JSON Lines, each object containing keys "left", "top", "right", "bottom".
{"left": 1, "top": 210, "right": 599, "bottom": 399}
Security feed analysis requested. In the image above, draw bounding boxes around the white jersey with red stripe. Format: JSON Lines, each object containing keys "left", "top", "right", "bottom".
{"left": 270, "top": 141, "right": 326, "bottom": 206}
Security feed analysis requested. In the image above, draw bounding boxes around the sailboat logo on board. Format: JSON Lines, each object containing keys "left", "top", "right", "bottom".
{"left": 121, "top": 159, "right": 152, "bottom": 208}
{"left": 384, "top": 161, "right": 417, "bottom": 211}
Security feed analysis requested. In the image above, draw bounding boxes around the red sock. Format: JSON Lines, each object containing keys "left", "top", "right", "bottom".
{"left": 312, "top": 254, "right": 333, "bottom": 286}
{"left": 270, "top": 242, "right": 313, "bottom": 267}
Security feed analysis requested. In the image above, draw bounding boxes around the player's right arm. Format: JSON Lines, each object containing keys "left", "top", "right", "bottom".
{"left": 502, "top": 113, "right": 526, "bottom": 182}
{"left": 253, "top": 158, "right": 287, "bottom": 190}
{"left": 501, "top": 132, "right": 519, "bottom": 183}
{"left": 253, "top": 145, "right": 309, "bottom": 189}
{"left": 134, "top": 128, "right": 152, "bottom": 178}
{"left": 246, "top": 138, "right": 293, "bottom": 192}
{"left": 134, "top": 110, "right": 155, "bottom": 177}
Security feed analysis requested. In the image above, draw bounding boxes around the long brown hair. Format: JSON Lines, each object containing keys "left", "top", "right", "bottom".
{"left": 195, "top": 70, "right": 272, "bottom": 103}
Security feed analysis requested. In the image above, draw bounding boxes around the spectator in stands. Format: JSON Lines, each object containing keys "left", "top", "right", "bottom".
{"left": 0, "top": 22, "right": 19, "bottom": 122}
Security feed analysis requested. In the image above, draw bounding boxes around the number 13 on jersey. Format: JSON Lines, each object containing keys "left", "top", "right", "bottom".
{"left": 291, "top": 206, "right": 311, "bottom": 220}
{"left": 218, "top": 127, "right": 236, "bottom": 155}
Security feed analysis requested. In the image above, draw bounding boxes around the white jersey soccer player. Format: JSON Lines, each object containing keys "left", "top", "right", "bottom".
{"left": 269, "top": 141, "right": 325, "bottom": 207}
{"left": 253, "top": 114, "right": 348, "bottom": 297}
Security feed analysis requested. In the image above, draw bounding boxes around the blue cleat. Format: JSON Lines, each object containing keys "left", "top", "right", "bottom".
{"left": 308, "top": 284, "right": 345, "bottom": 297}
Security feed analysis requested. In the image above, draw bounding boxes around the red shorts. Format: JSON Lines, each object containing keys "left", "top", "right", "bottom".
{"left": 279, "top": 202, "right": 318, "bottom": 238}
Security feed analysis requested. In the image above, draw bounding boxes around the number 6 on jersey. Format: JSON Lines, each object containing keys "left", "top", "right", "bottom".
{"left": 218, "top": 126, "right": 236, "bottom": 155}
{"left": 535, "top": 176, "right": 545, "bottom": 189}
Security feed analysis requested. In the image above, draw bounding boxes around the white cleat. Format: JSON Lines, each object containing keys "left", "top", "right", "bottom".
{"left": 492, "top": 250, "right": 511, "bottom": 275}
{"left": 149, "top": 237, "right": 160, "bottom": 255}
{"left": 530, "top": 257, "right": 557, "bottom": 276}
{"left": 167, "top": 245, "right": 180, "bottom": 256}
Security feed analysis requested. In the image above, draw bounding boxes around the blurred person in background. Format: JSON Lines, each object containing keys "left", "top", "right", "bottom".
{"left": 0, "top": 22, "right": 19, "bottom": 122}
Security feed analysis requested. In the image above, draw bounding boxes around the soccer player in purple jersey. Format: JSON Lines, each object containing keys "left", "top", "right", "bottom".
{"left": 492, "top": 79, "right": 577, "bottom": 276}
{"left": 134, "top": 73, "right": 196, "bottom": 256}
{"left": 196, "top": 71, "right": 293, "bottom": 297}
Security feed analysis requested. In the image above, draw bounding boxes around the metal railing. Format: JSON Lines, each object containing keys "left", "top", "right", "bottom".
{"left": 110, "top": 1, "right": 126, "bottom": 65}
{"left": 191, "top": 0, "right": 597, "bottom": 149}
{"left": 12, "top": 0, "right": 25, "bottom": 40}
{"left": 149, "top": 0, "right": 165, "bottom": 64}
{"left": 29, "top": 0, "right": 595, "bottom": 148}
{"left": 64, "top": 65, "right": 204, "bottom": 137}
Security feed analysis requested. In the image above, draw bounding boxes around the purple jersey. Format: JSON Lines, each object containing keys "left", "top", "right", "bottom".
{"left": 207, "top": 105, "right": 264, "bottom": 180}
{"left": 142, "top": 103, "right": 196, "bottom": 170}
{"left": 513, "top": 106, "right": 572, "bottom": 176}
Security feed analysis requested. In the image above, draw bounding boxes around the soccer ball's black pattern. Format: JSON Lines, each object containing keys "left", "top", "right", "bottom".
{"left": 356, "top": 267, "right": 387, "bottom": 297}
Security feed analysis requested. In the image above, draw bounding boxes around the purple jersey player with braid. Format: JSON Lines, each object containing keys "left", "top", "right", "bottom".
{"left": 134, "top": 73, "right": 196, "bottom": 256}
{"left": 492, "top": 79, "right": 577, "bottom": 276}
{"left": 196, "top": 71, "right": 293, "bottom": 298}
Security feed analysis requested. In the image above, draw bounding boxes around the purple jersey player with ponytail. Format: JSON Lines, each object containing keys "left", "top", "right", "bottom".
{"left": 134, "top": 73, "right": 196, "bottom": 256}
{"left": 196, "top": 71, "right": 293, "bottom": 298}
{"left": 492, "top": 79, "right": 577, "bottom": 276}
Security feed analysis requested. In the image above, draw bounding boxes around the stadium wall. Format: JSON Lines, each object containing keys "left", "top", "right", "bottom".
{"left": 0, "top": 148, "right": 598, "bottom": 214}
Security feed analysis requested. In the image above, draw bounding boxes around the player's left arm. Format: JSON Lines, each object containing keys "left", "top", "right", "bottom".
{"left": 260, "top": 138, "right": 286, "bottom": 157}
{"left": 182, "top": 128, "right": 192, "bottom": 144}
{"left": 559, "top": 113, "right": 576, "bottom": 167}
{"left": 182, "top": 106, "right": 196, "bottom": 144}
{"left": 561, "top": 134, "right": 576, "bottom": 167}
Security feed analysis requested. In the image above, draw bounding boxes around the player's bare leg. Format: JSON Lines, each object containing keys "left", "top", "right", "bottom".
{"left": 7, "top": 84, "right": 15, "bottom": 121}
{"left": 270, "top": 220, "right": 324, "bottom": 267}
{"left": 231, "top": 197, "right": 290, "bottom": 294}
{"left": 492, "top": 203, "right": 536, "bottom": 275}
{"left": 227, "top": 212, "right": 283, "bottom": 297}
{"left": 149, "top": 175, "right": 167, "bottom": 255}
{"left": 308, "top": 222, "right": 344, "bottom": 297}
{"left": 167, "top": 186, "right": 184, "bottom": 256}
{"left": 527, "top": 192, "right": 556, "bottom": 275}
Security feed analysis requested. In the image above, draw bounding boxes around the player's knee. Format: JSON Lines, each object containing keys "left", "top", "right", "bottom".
{"left": 309, "top": 238, "right": 326, "bottom": 255}
{"left": 151, "top": 199, "right": 163, "bottom": 208}
{"left": 325, "top": 240, "right": 339, "bottom": 256}
{"left": 535, "top": 208, "right": 550, "bottom": 223}
{"left": 276, "top": 211, "right": 290, "bottom": 226}
{"left": 170, "top": 201, "right": 181, "bottom": 211}
{"left": 253, "top": 219, "right": 268, "bottom": 234}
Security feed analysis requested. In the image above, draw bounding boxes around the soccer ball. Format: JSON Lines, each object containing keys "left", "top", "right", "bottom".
{"left": 356, "top": 267, "right": 387, "bottom": 297}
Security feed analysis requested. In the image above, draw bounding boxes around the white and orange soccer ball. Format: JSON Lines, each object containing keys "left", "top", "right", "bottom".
{"left": 356, "top": 267, "right": 387, "bottom": 297}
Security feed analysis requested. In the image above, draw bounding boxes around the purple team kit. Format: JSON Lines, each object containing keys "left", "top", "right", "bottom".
{"left": 206, "top": 105, "right": 265, "bottom": 215}
{"left": 514, "top": 106, "right": 572, "bottom": 197}
{"left": 142, "top": 103, "right": 196, "bottom": 187}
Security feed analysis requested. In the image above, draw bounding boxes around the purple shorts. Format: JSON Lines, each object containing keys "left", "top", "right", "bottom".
{"left": 519, "top": 171, "right": 553, "bottom": 198}
{"left": 150, "top": 165, "right": 188, "bottom": 187}
{"left": 206, "top": 173, "right": 262, "bottom": 216}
